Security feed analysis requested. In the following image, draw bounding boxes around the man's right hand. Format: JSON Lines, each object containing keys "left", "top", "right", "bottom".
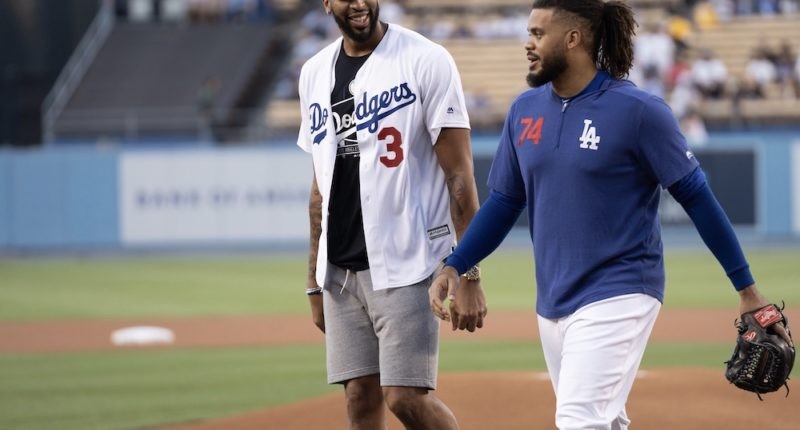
{"left": 429, "top": 266, "right": 487, "bottom": 332}
{"left": 429, "top": 266, "right": 459, "bottom": 323}
{"left": 308, "top": 282, "right": 325, "bottom": 333}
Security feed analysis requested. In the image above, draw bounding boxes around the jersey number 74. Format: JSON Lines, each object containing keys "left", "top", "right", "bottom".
{"left": 518, "top": 117, "right": 543, "bottom": 146}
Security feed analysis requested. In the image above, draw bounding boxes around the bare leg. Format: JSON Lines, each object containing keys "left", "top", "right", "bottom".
{"left": 344, "top": 375, "right": 386, "bottom": 430}
{"left": 383, "top": 386, "right": 458, "bottom": 430}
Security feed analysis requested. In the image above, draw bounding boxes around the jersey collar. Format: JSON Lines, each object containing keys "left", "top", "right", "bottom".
{"left": 553, "top": 69, "right": 611, "bottom": 104}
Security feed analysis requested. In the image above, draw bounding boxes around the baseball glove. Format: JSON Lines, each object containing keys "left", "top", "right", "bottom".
{"left": 725, "top": 303, "right": 795, "bottom": 399}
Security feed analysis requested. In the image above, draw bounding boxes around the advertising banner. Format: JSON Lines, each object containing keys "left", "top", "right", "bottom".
{"left": 120, "top": 149, "right": 310, "bottom": 244}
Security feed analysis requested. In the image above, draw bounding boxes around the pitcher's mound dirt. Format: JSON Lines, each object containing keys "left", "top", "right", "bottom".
{"left": 7, "top": 309, "right": 799, "bottom": 353}
{"left": 161, "top": 368, "right": 799, "bottom": 430}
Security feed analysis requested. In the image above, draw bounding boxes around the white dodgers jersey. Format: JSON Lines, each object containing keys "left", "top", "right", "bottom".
{"left": 297, "top": 24, "right": 470, "bottom": 290}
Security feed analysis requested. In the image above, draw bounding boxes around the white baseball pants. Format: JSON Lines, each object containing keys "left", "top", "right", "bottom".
{"left": 538, "top": 293, "right": 661, "bottom": 430}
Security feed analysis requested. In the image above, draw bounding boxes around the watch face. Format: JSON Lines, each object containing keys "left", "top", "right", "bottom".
{"left": 463, "top": 266, "right": 480, "bottom": 281}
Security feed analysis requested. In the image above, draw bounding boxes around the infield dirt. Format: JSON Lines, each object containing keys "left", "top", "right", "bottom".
{"left": 159, "top": 368, "right": 800, "bottom": 430}
{"left": 3, "top": 309, "right": 799, "bottom": 429}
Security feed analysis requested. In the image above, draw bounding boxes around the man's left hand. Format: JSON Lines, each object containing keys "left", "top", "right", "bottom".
{"left": 450, "top": 279, "right": 488, "bottom": 332}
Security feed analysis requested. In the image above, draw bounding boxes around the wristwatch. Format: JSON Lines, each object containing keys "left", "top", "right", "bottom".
{"left": 461, "top": 265, "right": 481, "bottom": 281}
{"left": 306, "top": 286, "right": 323, "bottom": 295}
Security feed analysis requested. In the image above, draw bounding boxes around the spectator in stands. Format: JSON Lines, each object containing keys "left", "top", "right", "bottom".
{"left": 691, "top": 49, "right": 728, "bottom": 99}
{"left": 380, "top": 0, "right": 406, "bottom": 24}
{"left": 153, "top": 0, "right": 163, "bottom": 20}
{"left": 273, "top": 61, "right": 301, "bottom": 100}
{"left": 294, "top": 28, "right": 327, "bottom": 60}
{"left": 780, "top": 0, "right": 799, "bottom": 14}
{"left": 795, "top": 53, "right": 800, "bottom": 96}
{"left": 303, "top": 8, "right": 337, "bottom": 39}
{"left": 740, "top": 47, "right": 777, "bottom": 98}
{"left": 734, "top": 0, "right": 753, "bottom": 14}
{"left": 666, "top": 13, "right": 693, "bottom": 52}
{"left": 666, "top": 0, "right": 695, "bottom": 18}
{"left": 774, "top": 40, "right": 799, "bottom": 98}
{"left": 113, "top": 0, "right": 129, "bottom": 18}
{"left": 680, "top": 108, "right": 709, "bottom": 147}
{"left": 452, "top": 14, "right": 475, "bottom": 39}
{"left": 470, "top": 14, "right": 497, "bottom": 40}
{"left": 502, "top": 8, "right": 531, "bottom": 41}
{"left": 255, "top": 0, "right": 276, "bottom": 21}
{"left": 666, "top": 49, "right": 693, "bottom": 92}
{"left": 413, "top": 13, "right": 434, "bottom": 38}
{"left": 224, "top": 0, "right": 274, "bottom": 22}
{"left": 464, "top": 87, "right": 494, "bottom": 129}
{"left": 693, "top": 0, "right": 720, "bottom": 29}
{"left": 225, "top": 0, "right": 250, "bottom": 22}
{"left": 123, "top": 0, "right": 159, "bottom": 21}
{"left": 428, "top": 13, "right": 455, "bottom": 41}
{"left": 709, "top": 0, "right": 735, "bottom": 21}
{"left": 634, "top": 21, "right": 675, "bottom": 83}
{"left": 757, "top": 0, "right": 780, "bottom": 14}
{"left": 196, "top": 75, "right": 221, "bottom": 139}
{"left": 734, "top": 0, "right": 798, "bottom": 14}
{"left": 670, "top": 71, "right": 702, "bottom": 120}
{"left": 188, "top": 0, "right": 223, "bottom": 22}
{"left": 640, "top": 65, "right": 666, "bottom": 99}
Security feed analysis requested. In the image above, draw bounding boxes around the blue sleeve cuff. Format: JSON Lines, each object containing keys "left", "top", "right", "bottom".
{"left": 728, "top": 265, "right": 755, "bottom": 291}
{"left": 445, "top": 254, "right": 470, "bottom": 275}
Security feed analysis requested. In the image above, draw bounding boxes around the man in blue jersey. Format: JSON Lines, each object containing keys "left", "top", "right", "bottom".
{"left": 429, "top": 1, "right": 792, "bottom": 429}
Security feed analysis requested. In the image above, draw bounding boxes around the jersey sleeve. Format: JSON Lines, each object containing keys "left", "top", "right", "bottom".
{"left": 487, "top": 104, "right": 527, "bottom": 201}
{"left": 417, "top": 45, "right": 470, "bottom": 145}
{"left": 296, "top": 66, "right": 312, "bottom": 153}
{"left": 635, "top": 96, "right": 699, "bottom": 188}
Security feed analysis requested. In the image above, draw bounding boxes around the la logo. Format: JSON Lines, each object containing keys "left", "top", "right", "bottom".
{"left": 579, "top": 119, "right": 600, "bottom": 150}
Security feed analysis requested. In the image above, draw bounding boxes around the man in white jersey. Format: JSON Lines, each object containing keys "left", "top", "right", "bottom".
{"left": 297, "top": 1, "right": 488, "bottom": 428}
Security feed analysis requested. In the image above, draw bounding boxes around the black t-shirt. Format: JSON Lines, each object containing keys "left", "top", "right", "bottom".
{"left": 327, "top": 45, "right": 370, "bottom": 271}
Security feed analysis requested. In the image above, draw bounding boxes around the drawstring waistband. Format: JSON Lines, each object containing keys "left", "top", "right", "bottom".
{"left": 340, "top": 268, "right": 351, "bottom": 294}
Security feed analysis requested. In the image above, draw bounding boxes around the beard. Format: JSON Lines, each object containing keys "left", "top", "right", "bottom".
{"left": 333, "top": 4, "right": 380, "bottom": 43}
{"left": 526, "top": 46, "right": 569, "bottom": 88}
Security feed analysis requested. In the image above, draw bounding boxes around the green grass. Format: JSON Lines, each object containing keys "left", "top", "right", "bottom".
{"left": 0, "top": 345, "right": 334, "bottom": 430}
{"left": 0, "top": 250, "right": 798, "bottom": 429}
{"left": 1, "top": 250, "right": 799, "bottom": 321}
{"left": 479, "top": 249, "right": 800, "bottom": 311}
{"left": 0, "top": 256, "right": 309, "bottom": 321}
{"left": 2, "top": 340, "right": 793, "bottom": 430}
{"left": 440, "top": 340, "right": 546, "bottom": 372}
{"left": 662, "top": 250, "right": 800, "bottom": 308}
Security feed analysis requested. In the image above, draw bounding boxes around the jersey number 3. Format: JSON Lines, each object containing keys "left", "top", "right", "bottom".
{"left": 378, "top": 127, "right": 404, "bottom": 168}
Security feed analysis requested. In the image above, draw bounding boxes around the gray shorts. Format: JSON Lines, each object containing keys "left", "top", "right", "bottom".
{"left": 322, "top": 263, "right": 440, "bottom": 389}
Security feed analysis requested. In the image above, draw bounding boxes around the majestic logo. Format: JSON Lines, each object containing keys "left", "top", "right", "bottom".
{"left": 309, "top": 103, "right": 328, "bottom": 144}
{"left": 686, "top": 150, "right": 695, "bottom": 160}
{"left": 579, "top": 119, "right": 600, "bottom": 151}
{"left": 427, "top": 224, "right": 451, "bottom": 240}
{"left": 355, "top": 83, "right": 417, "bottom": 133}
